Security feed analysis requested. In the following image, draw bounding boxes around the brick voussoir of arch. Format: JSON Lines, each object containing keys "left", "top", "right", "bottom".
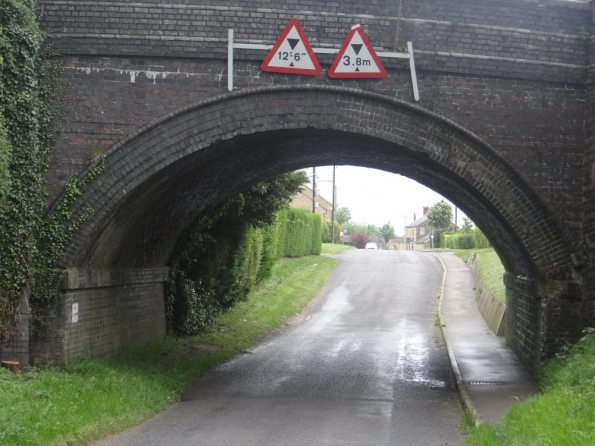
{"left": 55, "top": 85, "right": 574, "bottom": 279}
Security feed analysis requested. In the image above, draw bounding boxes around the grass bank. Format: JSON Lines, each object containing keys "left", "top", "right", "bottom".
{"left": 0, "top": 255, "right": 335, "bottom": 446}
{"left": 467, "top": 329, "right": 595, "bottom": 445}
{"left": 453, "top": 248, "right": 505, "bottom": 303}
{"left": 321, "top": 243, "right": 354, "bottom": 255}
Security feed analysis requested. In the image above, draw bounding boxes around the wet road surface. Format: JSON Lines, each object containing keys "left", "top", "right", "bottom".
{"left": 96, "top": 250, "right": 465, "bottom": 446}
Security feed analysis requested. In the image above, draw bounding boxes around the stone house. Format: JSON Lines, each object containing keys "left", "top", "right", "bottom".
{"left": 402, "top": 207, "right": 432, "bottom": 251}
{"left": 290, "top": 184, "right": 333, "bottom": 221}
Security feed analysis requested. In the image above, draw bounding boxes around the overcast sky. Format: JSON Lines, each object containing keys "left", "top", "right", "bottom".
{"left": 306, "top": 165, "right": 468, "bottom": 236}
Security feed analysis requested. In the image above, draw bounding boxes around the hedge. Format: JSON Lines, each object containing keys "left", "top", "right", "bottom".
{"left": 473, "top": 227, "right": 490, "bottom": 248}
{"left": 167, "top": 206, "right": 323, "bottom": 336}
{"left": 276, "top": 208, "right": 322, "bottom": 258}
{"left": 441, "top": 227, "right": 490, "bottom": 250}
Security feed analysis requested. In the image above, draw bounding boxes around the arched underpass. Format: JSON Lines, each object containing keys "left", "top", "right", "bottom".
{"left": 32, "top": 86, "right": 582, "bottom": 374}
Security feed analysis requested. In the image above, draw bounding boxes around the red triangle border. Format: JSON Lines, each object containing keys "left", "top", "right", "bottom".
{"left": 261, "top": 18, "right": 322, "bottom": 76}
{"left": 328, "top": 24, "right": 387, "bottom": 79}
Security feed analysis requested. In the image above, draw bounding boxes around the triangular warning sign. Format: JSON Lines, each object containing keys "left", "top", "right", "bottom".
{"left": 262, "top": 18, "right": 322, "bottom": 75}
{"left": 328, "top": 24, "right": 387, "bottom": 79}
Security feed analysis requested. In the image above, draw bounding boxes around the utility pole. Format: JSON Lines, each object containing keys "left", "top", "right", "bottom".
{"left": 312, "top": 167, "right": 316, "bottom": 214}
{"left": 331, "top": 166, "right": 336, "bottom": 244}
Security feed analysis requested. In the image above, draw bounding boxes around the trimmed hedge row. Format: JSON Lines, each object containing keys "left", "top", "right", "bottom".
{"left": 276, "top": 208, "right": 322, "bottom": 258}
{"left": 473, "top": 228, "right": 490, "bottom": 248}
{"left": 167, "top": 206, "right": 323, "bottom": 336}
{"left": 441, "top": 228, "right": 490, "bottom": 250}
{"left": 166, "top": 197, "right": 261, "bottom": 335}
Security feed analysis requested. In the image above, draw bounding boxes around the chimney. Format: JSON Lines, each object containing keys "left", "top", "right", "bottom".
{"left": 413, "top": 213, "right": 416, "bottom": 221}
{"left": 423, "top": 206, "right": 429, "bottom": 216}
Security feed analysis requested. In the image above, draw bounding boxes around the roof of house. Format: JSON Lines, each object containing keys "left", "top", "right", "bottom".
{"left": 416, "top": 233, "right": 432, "bottom": 244}
{"left": 405, "top": 215, "right": 429, "bottom": 228}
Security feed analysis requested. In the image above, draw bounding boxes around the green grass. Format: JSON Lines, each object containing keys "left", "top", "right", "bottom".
{"left": 321, "top": 243, "right": 354, "bottom": 255}
{"left": 467, "top": 329, "right": 595, "bottom": 445}
{"left": 453, "top": 248, "right": 505, "bottom": 303}
{"left": 0, "top": 255, "right": 335, "bottom": 446}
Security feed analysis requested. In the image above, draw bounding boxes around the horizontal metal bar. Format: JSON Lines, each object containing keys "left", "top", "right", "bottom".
{"left": 312, "top": 48, "right": 340, "bottom": 54}
{"left": 376, "top": 51, "right": 411, "bottom": 59}
{"left": 233, "top": 43, "right": 272, "bottom": 50}
{"left": 233, "top": 42, "right": 411, "bottom": 59}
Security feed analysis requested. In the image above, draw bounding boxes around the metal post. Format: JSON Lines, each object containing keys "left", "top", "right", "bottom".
{"left": 407, "top": 42, "right": 419, "bottom": 102}
{"left": 228, "top": 29, "right": 234, "bottom": 92}
{"left": 312, "top": 167, "right": 316, "bottom": 213}
{"left": 331, "top": 166, "right": 336, "bottom": 244}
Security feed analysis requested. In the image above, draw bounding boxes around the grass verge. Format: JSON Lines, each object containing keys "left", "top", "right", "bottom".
{"left": 0, "top": 255, "right": 335, "bottom": 446}
{"left": 467, "top": 329, "right": 595, "bottom": 445}
{"left": 453, "top": 248, "right": 505, "bottom": 303}
{"left": 321, "top": 243, "right": 354, "bottom": 255}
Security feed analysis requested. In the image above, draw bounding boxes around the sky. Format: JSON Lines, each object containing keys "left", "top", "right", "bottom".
{"left": 305, "top": 165, "right": 468, "bottom": 237}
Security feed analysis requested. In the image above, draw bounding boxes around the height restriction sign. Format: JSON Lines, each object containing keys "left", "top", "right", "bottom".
{"left": 328, "top": 24, "right": 387, "bottom": 78}
{"left": 261, "top": 18, "right": 322, "bottom": 75}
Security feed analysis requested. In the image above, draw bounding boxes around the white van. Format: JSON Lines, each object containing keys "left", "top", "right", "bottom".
{"left": 365, "top": 242, "right": 378, "bottom": 250}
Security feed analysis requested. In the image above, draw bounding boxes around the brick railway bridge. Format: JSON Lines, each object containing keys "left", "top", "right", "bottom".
{"left": 3, "top": 0, "right": 595, "bottom": 374}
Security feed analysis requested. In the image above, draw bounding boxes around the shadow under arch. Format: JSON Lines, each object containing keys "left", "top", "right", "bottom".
{"left": 56, "top": 85, "right": 575, "bottom": 281}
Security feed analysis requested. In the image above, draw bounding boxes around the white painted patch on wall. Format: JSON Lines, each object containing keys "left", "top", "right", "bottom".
{"left": 69, "top": 66, "right": 205, "bottom": 84}
{"left": 215, "top": 69, "right": 225, "bottom": 86}
{"left": 72, "top": 303, "right": 79, "bottom": 323}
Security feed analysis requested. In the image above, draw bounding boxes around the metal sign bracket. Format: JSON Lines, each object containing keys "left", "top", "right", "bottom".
{"left": 228, "top": 29, "right": 420, "bottom": 101}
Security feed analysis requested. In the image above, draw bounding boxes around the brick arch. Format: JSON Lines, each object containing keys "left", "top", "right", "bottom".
{"left": 56, "top": 85, "right": 574, "bottom": 279}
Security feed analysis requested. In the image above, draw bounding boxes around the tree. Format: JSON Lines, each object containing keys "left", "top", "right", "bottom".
{"left": 342, "top": 221, "right": 371, "bottom": 236}
{"left": 426, "top": 200, "right": 453, "bottom": 230}
{"left": 240, "top": 171, "right": 308, "bottom": 227}
{"left": 349, "top": 233, "right": 371, "bottom": 249}
{"left": 336, "top": 207, "right": 351, "bottom": 225}
{"left": 460, "top": 217, "right": 474, "bottom": 233}
{"left": 379, "top": 222, "right": 396, "bottom": 242}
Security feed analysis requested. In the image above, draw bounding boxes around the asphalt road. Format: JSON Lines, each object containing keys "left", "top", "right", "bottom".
{"left": 96, "top": 250, "right": 465, "bottom": 446}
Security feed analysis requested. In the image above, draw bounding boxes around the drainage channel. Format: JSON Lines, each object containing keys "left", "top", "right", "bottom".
{"left": 464, "top": 381, "right": 507, "bottom": 386}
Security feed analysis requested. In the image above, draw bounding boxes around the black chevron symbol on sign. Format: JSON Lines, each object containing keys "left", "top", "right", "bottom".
{"left": 351, "top": 44, "right": 363, "bottom": 55}
{"left": 288, "top": 39, "right": 300, "bottom": 50}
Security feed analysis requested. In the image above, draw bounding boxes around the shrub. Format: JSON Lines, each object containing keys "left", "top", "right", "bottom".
{"left": 276, "top": 208, "right": 322, "bottom": 257}
{"left": 349, "top": 233, "right": 371, "bottom": 249}
{"left": 473, "top": 227, "right": 490, "bottom": 248}
{"left": 256, "top": 225, "right": 278, "bottom": 283}
{"left": 166, "top": 197, "right": 251, "bottom": 335}
{"left": 167, "top": 224, "right": 264, "bottom": 335}
{"left": 444, "top": 233, "right": 474, "bottom": 249}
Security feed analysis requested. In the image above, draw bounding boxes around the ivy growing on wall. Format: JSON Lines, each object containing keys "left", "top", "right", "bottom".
{"left": 0, "top": 0, "right": 92, "bottom": 342}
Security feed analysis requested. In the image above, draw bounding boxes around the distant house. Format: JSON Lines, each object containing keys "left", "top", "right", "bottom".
{"left": 290, "top": 184, "right": 333, "bottom": 220}
{"left": 387, "top": 238, "right": 402, "bottom": 250}
{"left": 401, "top": 207, "right": 433, "bottom": 251}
